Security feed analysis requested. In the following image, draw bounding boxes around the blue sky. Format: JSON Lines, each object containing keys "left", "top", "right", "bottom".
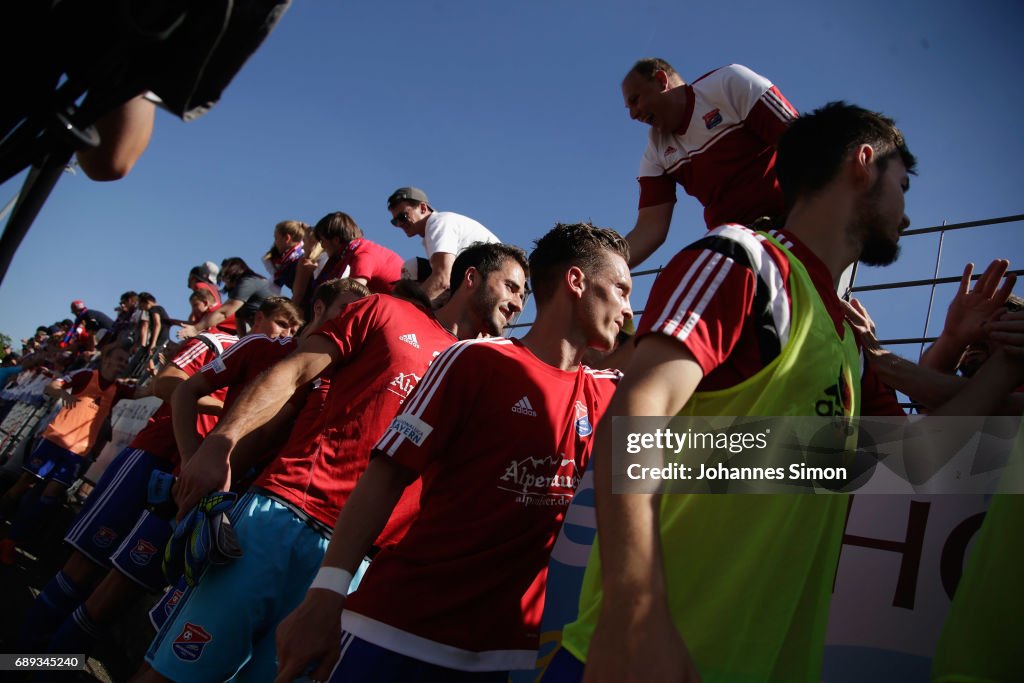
{"left": 1, "top": 0, "right": 1022, "bottom": 355}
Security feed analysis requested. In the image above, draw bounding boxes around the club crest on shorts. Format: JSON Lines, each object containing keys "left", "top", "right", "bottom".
{"left": 574, "top": 400, "right": 593, "bottom": 437}
{"left": 130, "top": 538, "right": 158, "bottom": 565}
{"left": 164, "top": 589, "right": 184, "bottom": 616}
{"left": 172, "top": 622, "right": 212, "bottom": 661}
{"left": 93, "top": 526, "right": 118, "bottom": 548}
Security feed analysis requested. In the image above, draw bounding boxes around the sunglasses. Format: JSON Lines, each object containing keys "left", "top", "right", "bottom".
{"left": 390, "top": 211, "right": 411, "bottom": 227}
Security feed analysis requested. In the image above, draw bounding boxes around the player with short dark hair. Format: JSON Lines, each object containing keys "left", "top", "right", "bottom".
{"left": 273, "top": 221, "right": 632, "bottom": 682}
{"left": 139, "top": 243, "right": 529, "bottom": 683}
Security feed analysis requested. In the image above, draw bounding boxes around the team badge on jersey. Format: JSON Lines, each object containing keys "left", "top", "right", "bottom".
{"left": 703, "top": 108, "right": 723, "bottom": 129}
{"left": 93, "top": 526, "right": 118, "bottom": 548}
{"left": 130, "top": 538, "right": 158, "bottom": 565}
{"left": 172, "top": 622, "right": 213, "bottom": 662}
{"left": 164, "top": 589, "right": 184, "bottom": 617}
{"left": 574, "top": 400, "right": 593, "bottom": 437}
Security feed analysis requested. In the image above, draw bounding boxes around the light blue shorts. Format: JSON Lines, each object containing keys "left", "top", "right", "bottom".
{"left": 145, "top": 491, "right": 368, "bottom": 683}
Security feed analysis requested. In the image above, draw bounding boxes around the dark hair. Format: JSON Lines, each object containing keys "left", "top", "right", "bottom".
{"left": 258, "top": 296, "right": 304, "bottom": 329}
{"left": 120, "top": 291, "right": 138, "bottom": 302}
{"left": 138, "top": 292, "right": 156, "bottom": 304}
{"left": 627, "top": 57, "right": 679, "bottom": 82}
{"left": 776, "top": 101, "right": 918, "bottom": 210}
{"left": 314, "top": 212, "right": 363, "bottom": 243}
{"left": 529, "top": 222, "right": 630, "bottom": 305}
{"left": 312, "top": 278, "right": 371, "bottom": 308}
{"left": 449, "top": 242, "right": 530, "bottom": 294}
{"left": 219, "top": 257, "right": 262, "bottom": 288}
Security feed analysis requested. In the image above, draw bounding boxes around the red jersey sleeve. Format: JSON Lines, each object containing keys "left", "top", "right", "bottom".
{"left": 744, "top": 86, "right": 798, "bottom": 147}
{"left": 860, "top": 356, "right": 906, "bottom": 417}
{"left": 372, "top": 340, "right": 481, "bottom": 474}
{"left": 636, "top": 231, "right": 758, "bottom": 376}
{"left": 312, "top": 295, "right": 382, "bottom": 369}
{"left": 637, "top": 173, "right": 677, "bottom": 209}
{"left": 198, "top": 334, "right": 264, "bottom": 392}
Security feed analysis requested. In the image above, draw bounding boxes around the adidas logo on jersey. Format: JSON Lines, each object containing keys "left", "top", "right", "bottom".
{"left": 399, "top": 333, "right": 420, "bottom": 348}
{"left": 512, "top": 396, "right": 537, "bottom": 417}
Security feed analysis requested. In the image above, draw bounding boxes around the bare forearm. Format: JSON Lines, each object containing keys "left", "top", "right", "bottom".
{"left": 421, "top": 273, "right": 449, "bottom": 303}
{"left": 593, "top": 421, "right": 668, "bottom": 607}
{"left": 919, "top": 337, "right": 965, "bottom": 374}
{"left": 171, "top": 388, "right": 203, "bottom": 463}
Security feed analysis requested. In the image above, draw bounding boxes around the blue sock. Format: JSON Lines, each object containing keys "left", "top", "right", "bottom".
{"left": 47, "top": 605, "right": 102, "bottom": 660}
{"left": 16, "top": 571, "right": 90, "bottom": 651}
{"left": 7, "top": 491, "right": 60, "bottom": 543}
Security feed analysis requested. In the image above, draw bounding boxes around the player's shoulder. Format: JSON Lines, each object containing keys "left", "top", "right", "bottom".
{"left": 439, "top": 336, "right": 516, "bottom": 363}
{"left": 582, "top": 365, "right": 624, "bottom": 383}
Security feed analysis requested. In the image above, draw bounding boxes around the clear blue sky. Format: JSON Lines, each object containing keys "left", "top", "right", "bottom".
{"left": 2, "top": 0, "right": 1022, "bottom": 355}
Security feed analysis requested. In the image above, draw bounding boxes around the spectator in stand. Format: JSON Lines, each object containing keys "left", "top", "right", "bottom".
{"left": 65, "top": 300, "right": 115, "bottom": 355}
{"left": 263, "top": 220, "right": 309, "bottom": 295}
{"left": 618, "top": 59, "right": 798, "bottom": 267}
{"left": 180, "top": 258, "right": 272, "bottom": 339}
{"left": 0, "top": 344, "right": 134, "bottom": 565}
{"left": 110, "top": 291, "right": 141, "bottom": 348}
{"left": 304, "top": 211, "right": 403, "bottom": 309}
{"left": 387, "top": 187, "right": 501, "bottom": 304}
{"left": 292, "top": 224, "right": 328, "bottom": 308}
{"left": 0, "top": 353, "right": 22, "bottom": 389}
{"left": 138, "top": 293, "right": 171, "bottom": 375}
{"left": 188, "top": 263, "right": 223, "bottom": 311}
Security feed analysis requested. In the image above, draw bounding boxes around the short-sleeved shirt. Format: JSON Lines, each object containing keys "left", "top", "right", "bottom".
{"left": 253, "top": 294, "right": 458, "bottom": 531}
{"left": 637, "top": 64, "right": 798, "bottom": 229}
{"left": 227, "top": 275, "right": 273, "bottom": 325}
{"left": 197, "top": 334, "right": 296, "bottom": 413}
{"left": 146, "top": 305, "right": 170, "bottom": 346}
{"left": 313, "top": 239, "right": 404, "bottom": 296}
{"left": 342, "top": 338, "right": 621, "bottom": 672}
{"left": 422, "top": 211, "right": 500, "bottom": 258}
{"left": 129, "top": 332, "right": 238, "bottom": 463}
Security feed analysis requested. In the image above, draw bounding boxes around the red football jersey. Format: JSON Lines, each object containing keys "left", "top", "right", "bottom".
{"left": 343, "top": 337, "right": 621, "bottom": 671}
{"left": 253, "top": 294, "right": 457, "bottom": 531}
{"left": 129, "top": 333, "right": 237, "bottom": 462}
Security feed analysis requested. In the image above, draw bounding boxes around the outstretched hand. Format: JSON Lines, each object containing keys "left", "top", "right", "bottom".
{"left": 942, "top": 260, "right": 1016, "bottom": 347}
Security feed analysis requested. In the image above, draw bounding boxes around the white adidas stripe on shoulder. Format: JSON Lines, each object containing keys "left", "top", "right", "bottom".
{"left": 653, "top": 224, "right": 789, "bottom": 345}
{"left": 760, "top": 88, "right": 797, "bottom": 122}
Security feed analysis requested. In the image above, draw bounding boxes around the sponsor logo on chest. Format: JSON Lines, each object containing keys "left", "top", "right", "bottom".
{"left": 512, "top": 395, "right": 538, "bottom": 417}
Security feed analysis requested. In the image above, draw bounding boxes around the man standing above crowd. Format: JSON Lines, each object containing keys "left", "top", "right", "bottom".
{"left": 620, "top": 58, "right": 798, "bottom": 267}
{"left": 387, "top": 186, "right": 500, "bottom": 304}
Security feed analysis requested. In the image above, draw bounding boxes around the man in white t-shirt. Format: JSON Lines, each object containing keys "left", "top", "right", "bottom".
{"left": 388, "top": 186, "right": 500, "bottom": 303}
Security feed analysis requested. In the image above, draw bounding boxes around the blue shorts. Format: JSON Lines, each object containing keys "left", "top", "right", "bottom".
{"left": 109, "top": 509, "right": 175, "bottom": 591}
{"left": 146, "top": 491, "right": 358, "bottom": 683}
{"left": 23, "top": 438, "right": 83, "bottom": 487}
{"left": 327, "top": 633, "right": 509, "bottom": 683}
{"left": 64, "top": 447, "right": 173, "bottom": 572}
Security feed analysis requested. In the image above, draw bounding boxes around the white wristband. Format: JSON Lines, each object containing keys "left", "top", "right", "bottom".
{"left": 309, "top": 566, "right": 353, "bottom": 597}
